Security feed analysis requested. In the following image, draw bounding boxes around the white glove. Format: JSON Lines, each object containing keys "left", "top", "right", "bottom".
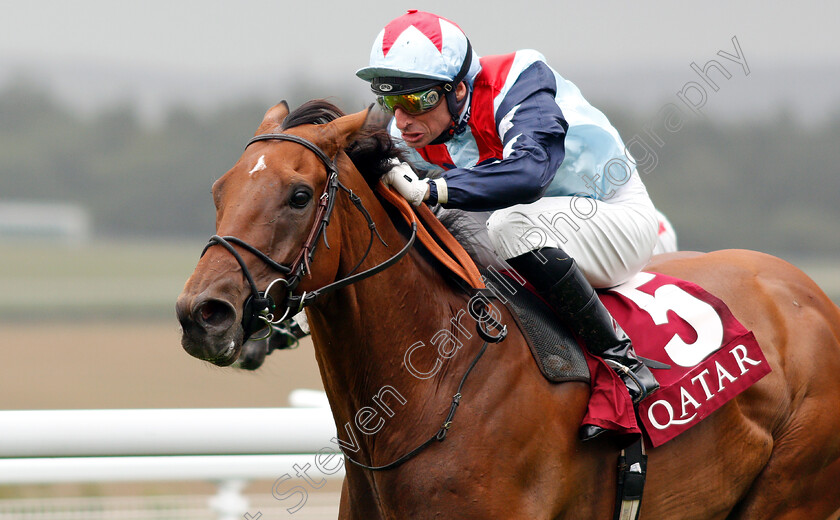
{"left": 383, "top": 161, "right": 429, "bottom": 206}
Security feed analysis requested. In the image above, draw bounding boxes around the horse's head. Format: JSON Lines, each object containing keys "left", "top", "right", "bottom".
{"left": 176, "top": 100, "right": 371, "bottom": 366}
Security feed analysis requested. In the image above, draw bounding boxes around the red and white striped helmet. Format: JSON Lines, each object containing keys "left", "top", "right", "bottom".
{"left": 356, "top": 10, "right": 478, "bottom": 95}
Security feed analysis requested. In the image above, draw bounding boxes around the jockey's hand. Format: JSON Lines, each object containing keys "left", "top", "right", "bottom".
{"left": 383, "top": 161, "right": 429, "bottom": 206}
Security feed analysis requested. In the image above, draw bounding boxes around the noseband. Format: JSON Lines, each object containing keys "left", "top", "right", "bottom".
{"left": 201, "top": 132, "right": 417, "bottom": 340}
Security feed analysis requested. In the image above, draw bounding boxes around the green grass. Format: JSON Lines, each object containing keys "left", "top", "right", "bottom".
{"left": 0, "top": 239, "right": 206, "bottom": 321}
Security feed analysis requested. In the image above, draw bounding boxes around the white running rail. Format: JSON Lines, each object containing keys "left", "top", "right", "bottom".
{"left": 0, "top": 391, "right": 343, "bottom": 520}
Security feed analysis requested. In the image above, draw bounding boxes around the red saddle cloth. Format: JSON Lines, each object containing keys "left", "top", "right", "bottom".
{"left": 585, "top": 271, "right": 771, "bottom": 447}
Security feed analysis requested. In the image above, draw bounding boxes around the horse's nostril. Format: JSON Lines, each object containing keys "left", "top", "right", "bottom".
{"left": 195, "top": 299, "right": 236, "bottom": 331}
{"left": 200, "top": 303, "right": 218, "bottom": 323}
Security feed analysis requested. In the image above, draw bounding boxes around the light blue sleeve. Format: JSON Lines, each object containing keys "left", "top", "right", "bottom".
{"left": 545, "top": 72, "right": 631, "bottom": 200}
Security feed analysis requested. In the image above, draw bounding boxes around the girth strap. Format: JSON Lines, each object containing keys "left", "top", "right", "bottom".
{"left": 614, "top": 438, "right": 647, "bottom": 520}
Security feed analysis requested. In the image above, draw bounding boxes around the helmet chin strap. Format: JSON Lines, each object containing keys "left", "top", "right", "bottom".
{"left": 428, "top": 39, "right": 473, "bottom": 146}
{"left": 429, "top": 88, "right": 469, "bottom": 145}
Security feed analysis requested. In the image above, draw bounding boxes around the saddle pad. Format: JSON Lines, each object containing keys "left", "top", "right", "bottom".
{"left": 585, "top": 271, "right": 772, "bottom": 447}
{"left": 488, "top": 269, "right": 590, "bottom": 384}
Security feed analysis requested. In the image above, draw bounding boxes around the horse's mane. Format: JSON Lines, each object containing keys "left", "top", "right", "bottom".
{"left": 281, "top": 99, "right": 345, "bottom": 128}
{"left": 281, "top": 99, "right": 404, "bottom": 186}
{"left": 281, "top": 100, "right": 506, "bottom": 271}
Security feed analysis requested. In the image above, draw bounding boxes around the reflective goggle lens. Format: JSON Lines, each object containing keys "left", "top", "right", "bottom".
{"left": 377, "top": 88, "right": 443, "bottom": 115}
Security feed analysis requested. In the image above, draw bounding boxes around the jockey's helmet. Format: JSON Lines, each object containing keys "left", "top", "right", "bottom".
{"left": 356, "top": 10, "right": 478, "bottom": 143}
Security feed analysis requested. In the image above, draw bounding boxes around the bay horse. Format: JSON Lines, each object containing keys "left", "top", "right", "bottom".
{"left": 176, "top": 100, "right": 840, "bottom": 519}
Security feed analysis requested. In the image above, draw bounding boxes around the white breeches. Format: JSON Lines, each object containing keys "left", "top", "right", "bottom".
{"left": 652, "top": 209, "right": 679, "bottom": 255}
{"left": 486, "top": 195, "right": 659, "bottom": 288}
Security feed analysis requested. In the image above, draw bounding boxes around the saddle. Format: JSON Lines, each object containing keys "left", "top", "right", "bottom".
{"left": 377, "top": 184, "right": 591, "bottom": 383}
{"left": 484, "top": 267, "right": 591, "bottom": 383}
{"left": 378, "top": 185, "right": 770, "bottom": 447}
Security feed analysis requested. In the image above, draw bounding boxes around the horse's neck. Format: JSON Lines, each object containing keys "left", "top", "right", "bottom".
{"left": 307, "top": 177, "right": 473, "bottom": 441}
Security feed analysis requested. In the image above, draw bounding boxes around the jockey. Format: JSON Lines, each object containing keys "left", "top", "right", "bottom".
{"left": 357, "top": 10, "right": 662, "bottom": 440}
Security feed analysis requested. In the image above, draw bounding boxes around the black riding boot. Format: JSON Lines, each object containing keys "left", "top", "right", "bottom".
{"left": 507, "top": 248, "right": 659, "bottom": 440}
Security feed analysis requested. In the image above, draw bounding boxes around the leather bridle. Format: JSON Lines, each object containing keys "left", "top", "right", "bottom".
{"left": 200, "top": 130, "right": 508, "bottom": 473}
{"left": 201, "top": 132, "right": 416, "bottom": 341}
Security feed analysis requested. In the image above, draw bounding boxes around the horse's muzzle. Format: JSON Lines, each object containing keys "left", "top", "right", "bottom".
{"left": 176, "top": 294, "right": 242, "bottom": 366}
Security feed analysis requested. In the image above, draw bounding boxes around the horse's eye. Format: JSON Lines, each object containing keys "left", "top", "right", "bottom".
{"left": 290, "top": 189, "right": 312, "bottom": 209}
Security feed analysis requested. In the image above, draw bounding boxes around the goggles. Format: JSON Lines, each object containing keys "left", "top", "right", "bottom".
{"left": 376, "top": 87, "right": 443, "bottom": 115}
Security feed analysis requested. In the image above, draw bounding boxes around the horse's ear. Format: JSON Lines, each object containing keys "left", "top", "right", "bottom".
{"left": 254, "top": 101, "right": 290, "bottom": 136}
{"left": 320, "top": 106, "right": 371, "bottom": 156}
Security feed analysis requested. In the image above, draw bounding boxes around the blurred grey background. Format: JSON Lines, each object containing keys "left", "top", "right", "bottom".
{"left": 1, "top": 0, "right": 838, "bottom": 325}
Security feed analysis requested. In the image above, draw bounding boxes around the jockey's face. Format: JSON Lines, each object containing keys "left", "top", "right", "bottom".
{"left": 394, "top": 82, "right": 467, "bottom": 148}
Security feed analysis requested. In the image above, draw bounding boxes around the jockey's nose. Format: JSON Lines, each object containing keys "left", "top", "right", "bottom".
{"left": 393, "top": 107, "right": 415, "bottom": 130}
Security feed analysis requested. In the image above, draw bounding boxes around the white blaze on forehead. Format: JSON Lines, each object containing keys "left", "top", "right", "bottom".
{"left": 249, "top": 155, "right": 268, "bottom": 175}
